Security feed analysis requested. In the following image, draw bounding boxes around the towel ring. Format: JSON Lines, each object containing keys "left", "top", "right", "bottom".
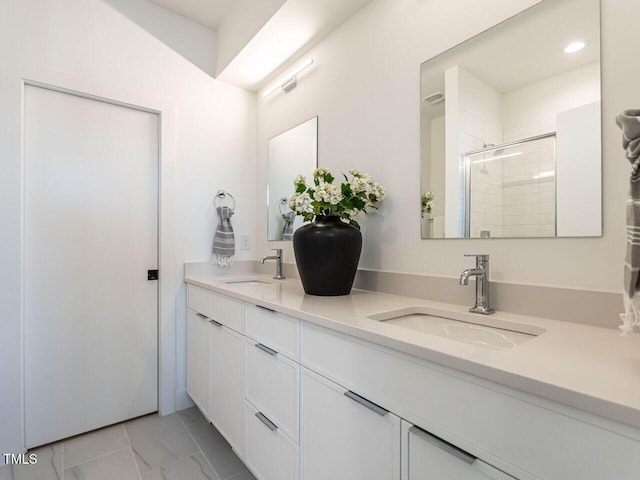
{"left": 214, "top": 190, "right": 235, "bottom": 211}
{"left": 279, "top": 197, "right": 291, "bottom": 216}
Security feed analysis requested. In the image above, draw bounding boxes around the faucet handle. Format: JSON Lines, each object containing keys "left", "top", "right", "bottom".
{"left": 272, "top": 248, "right": 282, "bottom": 256}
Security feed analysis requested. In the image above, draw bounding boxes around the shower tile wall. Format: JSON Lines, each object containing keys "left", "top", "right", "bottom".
{"left": 501, "top": 137, "right": 556, "bottom": 237}
{"left": 453, "top": 66, "right": 503, "bottom": 238}
{"left": 460, "top": 109, "right": 503, "bottom": 238}
{"left": 469, "top": 156, "right": 503, "bottom": 238}
{"left": 467, "top": 135, "right": 556, "bottom": 238}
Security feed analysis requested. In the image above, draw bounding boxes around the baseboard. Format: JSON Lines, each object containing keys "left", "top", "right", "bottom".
{"left": 175, "top": 390, "right": 194, "bottom": 412}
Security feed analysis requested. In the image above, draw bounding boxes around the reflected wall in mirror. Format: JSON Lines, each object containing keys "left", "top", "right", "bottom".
{"left": 267, "top": 116, "right": 318, "bottom": 240}
{"left": 420, "top": 0, "right": 601, "bottom": 239}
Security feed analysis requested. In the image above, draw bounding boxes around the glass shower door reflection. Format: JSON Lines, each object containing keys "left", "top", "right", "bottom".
{"left": 464, "top": 134, "right": 556, "bottom": 238}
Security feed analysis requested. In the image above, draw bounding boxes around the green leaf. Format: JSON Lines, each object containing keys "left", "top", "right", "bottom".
{"left": 325, "top": 173, "right": 334, "bottom": 184}
{"left": 296, "top": 184, "right": 306, "bottom": 193}
{"left": 352, "top": 197, "right": 366, "bottom": 210}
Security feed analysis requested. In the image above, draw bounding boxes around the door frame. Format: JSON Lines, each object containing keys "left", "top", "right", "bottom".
{"left": 20, "top": 74, "right": 178, "bottom": 449}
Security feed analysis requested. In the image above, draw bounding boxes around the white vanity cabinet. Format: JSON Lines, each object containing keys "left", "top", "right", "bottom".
{"left": 301, "top": 322, "right": 640, "bottom": 480}
{"left": 184, "top": 281, "right": 640, "bottom": 480}
{"left": 245, "top": 337, "right": 299, "bottom": 442}
{"left": 401, "top": 421, "right": 513, "bottom": 480}
{"left": 301, "top": 368, "right": 401, "bottom": 480}
{"left": 186, "top": 285, "right": 245, "bottom": 454}
{"left": 210, "top": 321, "right": 244, "bottom": 455}
{"left": 244, "top": 304, "right": 300, "bottom": 480}
{"left": 186, "top": 308, "right": 211, "bottom": 419}
{"left": 244, "top": 401, "right": 299, "bottom": 480}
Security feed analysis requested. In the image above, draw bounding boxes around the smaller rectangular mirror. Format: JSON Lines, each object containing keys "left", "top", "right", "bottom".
{"left": 267, "top": 116, "right": 318, "bottom": 240}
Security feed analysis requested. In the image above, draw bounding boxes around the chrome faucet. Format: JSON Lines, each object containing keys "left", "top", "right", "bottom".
{"left": 261, "top": 248, "right": 285, "bottom": 280}
{"left": 459, "top": 254, "right": 494, "bottom": 315}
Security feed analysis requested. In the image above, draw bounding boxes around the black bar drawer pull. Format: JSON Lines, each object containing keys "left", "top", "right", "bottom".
{"left": 255, "top": 343, "right": 278, "bottom": 356}
{"left": 255, "top": 412, "right": 278, "bottom": 431}
{"left": 409, "top": 425, "right": 476, "bottom": 465}
{"left": 256, "top": 305, "right": 276, "bottom": 313}
{"left": 344, "top": 390, "right": 389, "bottom": 416}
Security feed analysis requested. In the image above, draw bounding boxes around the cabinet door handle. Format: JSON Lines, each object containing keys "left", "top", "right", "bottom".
{"left": 255, "top": 412, "right": 278, "bottom": 431}
{"left": 196, "top": 313, "right": 208, "bottom": 320}
{"left": 409, "top": 425, "right": 476, "bottom": 465}
{"left": 256, "top": 305, "right": 276, "bottom": 313}
{"left": 255, "top": 343, "right": 277, "bottom": 356}
{"left": 208, "top": 319, "right": 223, "bottom": 327}
{"left": 344, "top": 390, "right": 388, "bottom": 416}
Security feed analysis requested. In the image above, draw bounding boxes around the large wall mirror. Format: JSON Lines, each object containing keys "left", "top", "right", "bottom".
{"left": 267, "top": 116, "right": 318, "bottom": 240}
{"left": 420, "top": 0, "right": 601, "bottom": 239}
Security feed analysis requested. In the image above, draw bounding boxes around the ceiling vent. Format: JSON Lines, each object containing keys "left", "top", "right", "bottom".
{"left": 422, "top": 92, "right": 445, "bottom": 105}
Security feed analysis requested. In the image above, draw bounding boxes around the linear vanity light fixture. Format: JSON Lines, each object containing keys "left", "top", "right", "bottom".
{"left": 262, "top": 58, "right": 314, "bottom": 97}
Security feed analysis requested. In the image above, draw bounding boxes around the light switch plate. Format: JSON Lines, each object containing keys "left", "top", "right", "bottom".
{"left": 240, "top": 235, "right": 250, "bottom": 250}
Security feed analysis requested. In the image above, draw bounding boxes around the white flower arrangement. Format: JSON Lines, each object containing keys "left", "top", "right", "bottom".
{"left": 421, "top": 191, "right": 435, "bottom": 214}
{"left": 289, "top": 167, "right": 386, "bottom": 229}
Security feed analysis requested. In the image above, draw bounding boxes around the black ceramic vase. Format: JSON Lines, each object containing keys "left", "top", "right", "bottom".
{"left": 292, "top": 216, "right": 362, "bottom": 296}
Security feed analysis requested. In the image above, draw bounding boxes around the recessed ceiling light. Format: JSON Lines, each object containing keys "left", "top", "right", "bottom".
{"left": 564, "top": 41, "right": 585, "bottom": 53}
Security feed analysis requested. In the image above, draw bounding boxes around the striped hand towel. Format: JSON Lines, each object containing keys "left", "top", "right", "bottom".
{"left": 616, "top": 109, "right": 640, "bottom": 334}
{"left": 212, "top": 205, "right": 235, "bottom": 267}
{"left": 282, "top": 211, "right": 296, "bottom": 240}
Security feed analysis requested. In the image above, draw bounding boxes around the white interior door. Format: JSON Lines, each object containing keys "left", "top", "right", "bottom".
{"left": 24, "top": 85, "right": 159, "bottom": 448}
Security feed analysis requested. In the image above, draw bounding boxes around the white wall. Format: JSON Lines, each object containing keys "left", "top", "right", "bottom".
{"left": 430, "top": 116, "right": 446, "bottom": 219}
{"left": 502, "top": 62, "right": 601, "bottom": 142}
{"left": 0, "top": 0, "right": 256, "bottom": 457}
{"left": 444, "top": 66, "right": 463, "bottom": 237}
{"left": 104, "top": 0, "right": 218, "bottom": 77}
{"left": 556, "top": 102, "right": 602, "bottom": 236}
{"left": 216, "top": 0, "right": 287, "bottom": 75}
{"left": 255, "top": 0, "right": 638, "bottom": 294}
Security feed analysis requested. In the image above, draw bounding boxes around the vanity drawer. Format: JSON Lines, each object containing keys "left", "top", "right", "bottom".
{"left": 244, "top": 401, "right": 299, "bottom": 480}
{"left": 187, "top": 285, "right": 244, "bottom": 333}
{"left": 402, "top": 420, "right": 510, "bottom": 480}
{"left": 245, "top": 337, "right": 299, "bottom": 443}
{"left": 246, "top": 303, "right": 299, "bottom": 360}
{"left": 302, "top": 323, "right": 640, "bottom": 480}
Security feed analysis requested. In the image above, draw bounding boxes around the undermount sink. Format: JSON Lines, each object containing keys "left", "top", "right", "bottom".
{"left": 224, "top": 277, "right": 273, "bottom": 286}
{"left": 368, "top": 306, "right": 545, "bottom": 350}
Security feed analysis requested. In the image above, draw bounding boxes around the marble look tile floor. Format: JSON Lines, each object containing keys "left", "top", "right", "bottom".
{"left": 0, "top": 407, "right": 256, "bottom": 480}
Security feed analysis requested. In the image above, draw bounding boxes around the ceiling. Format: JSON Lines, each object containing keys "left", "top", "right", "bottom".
{"left": 420, "top": 0, "right": 600, "bottom": 117}
{"left": 145, "top": 0, "right": 236, "bottom": 30}
{"left": 140, "top": 0, "right": 373, "bottom": 91}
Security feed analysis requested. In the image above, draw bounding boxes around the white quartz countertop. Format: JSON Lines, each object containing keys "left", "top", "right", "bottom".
{"left": 184, "top": 272, "right": 640, "bottom": 430}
